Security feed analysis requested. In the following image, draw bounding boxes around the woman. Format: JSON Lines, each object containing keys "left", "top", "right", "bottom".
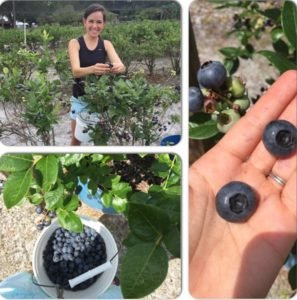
{"left": 68, "top": 3, "right": 126, "bottom": 145}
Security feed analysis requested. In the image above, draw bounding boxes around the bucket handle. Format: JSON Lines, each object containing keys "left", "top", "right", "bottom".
{"left": 32, "top": 273, "right": 64, "bottom": 298}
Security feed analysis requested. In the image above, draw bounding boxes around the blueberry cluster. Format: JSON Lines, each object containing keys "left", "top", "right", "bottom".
{"left": 35, "top": 204, "right": 57, "bottom": 231}
{"left": 189, "top": 60, "right": 250, "bottom": 133}
{"left": 111, "top": 154, "right": 163, "bottom": 190}
{"left": 233, "top": 13, "right": 274, "bottom": 31}
{"left": 43, "top": 225, "right": 107, "bottom": 291}
{"left": 0, "top": 179, "right": 5, "bottom": 194}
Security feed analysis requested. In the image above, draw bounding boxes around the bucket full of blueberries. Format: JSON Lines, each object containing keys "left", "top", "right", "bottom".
{"left": 32, "top": 216, "right": 118, "bottom": 298}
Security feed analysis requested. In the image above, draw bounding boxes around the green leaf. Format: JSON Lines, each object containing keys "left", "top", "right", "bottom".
{"left": 3, "top": 169, "right": 32, "bottom": 208}
{"left": 165, "top": 185, "right": 181, "bottom": 196}
{"left": 271, "top": 27, "right": 285, "bottom": 43}
{"left": 0, "top": 154, "right": 33, "bottom": 172}
{"left": 257, "top": 50, "right": 297, "bottom": 73}
{"left": 112, "top": 195, "right": 127, "bottom": 213}
{"left": 282, "top": 1, "right": 297, "bottom": 49}
{"left": 163, "top": 226, "right": 180, "bottom": 258}
{"left": 90, "top": 154, "right": 104, "bottom": 162}
{"left": 150, "top": 161, "right": 170, "bottom": 178}
{"left": 224, "top": 58, "right": 240, "bottom": 75}
{"left": 35, "top": 155, "right": 59, "bottom": 191}
{"left": 101, "top": 191, "right": 113, "bottom": 207}
{"left": 111, "top": 181, "right": 132, "bottom": 198}
{"left": 123, "top": 232, "right": 144, "bottom": 247}
{"left": 129, "top": 192, "right": 150, "bottom": 204}
{"left": 63, "top": 195, "right": 79, "bottom": 211}
{"left": 260, "top": 8, "right": 281, "bottom": 21}
{"left": 273, "top": 39, "right": 289, "bottom": 56}
{"left": 189, "top": 112, "right": 211, "bottom": 124}
{"left": 189, "top": 120, "right": 220, "bottom": 140}
{"left": 128, "top": 203, "right": 171, "bottom": 241}
{"left": 61, "top": 154, "right": 84, "bottom": 166}
{"left": 88, "top": 180, "right": 98, "bottom": 195}
{"left": 219, "top": 47, "right": 246, "bottom": 58}
{"left": 30, "top": 193, "right": 44, "bottom": 205}
{"left": 154, "top": 196, "right": 180, "bottom": 224}
{"left": 120, "top": 243, "right": 168, "bottom": 298}
{"left": 288, "top": 265, "right": 296, "bottom": 290}
{"left": 57, "top": 209, "right": 83, "bottom": 233}
{"left": 44, "top": 184, "right": 64, "bottom": 210}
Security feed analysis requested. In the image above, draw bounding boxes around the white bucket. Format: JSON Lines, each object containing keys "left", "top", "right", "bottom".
{"left": 32, "top": 216, "right": 118, "bottom": 299}
{"left": 74, "top": 111, "right": 99, "bottom": 143}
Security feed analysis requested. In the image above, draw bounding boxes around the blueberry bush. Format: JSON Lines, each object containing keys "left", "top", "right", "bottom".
{"left": 82, "top": 74, "right": 180, "bottom": 145}
{"left": 189, "top": 0, "right": 297, "bottom": 142}
{"left": 0, "top": 20, "right": 180, "bottom": 146}
{"left": 0, "top": 153, "right": 181, "bottom": 298}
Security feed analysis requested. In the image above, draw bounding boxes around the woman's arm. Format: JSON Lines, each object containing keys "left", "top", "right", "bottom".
{"left": 68, "top": 39, "right": 110, "bottom": 78}
{"left": 104, "top": 40, "right": 126, "bottom": 74}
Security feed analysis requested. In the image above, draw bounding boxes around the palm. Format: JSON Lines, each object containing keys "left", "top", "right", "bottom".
{"left": 189, "top": 70, "right": 297, "bottom": 298}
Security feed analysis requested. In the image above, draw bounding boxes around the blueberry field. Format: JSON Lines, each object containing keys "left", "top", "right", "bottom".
{"left": 0, "top": 2, "right": 181, "bottom": 146}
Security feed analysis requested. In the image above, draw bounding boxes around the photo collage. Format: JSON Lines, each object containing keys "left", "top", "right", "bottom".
{"left": 0, "top": 0, "right": 296, "bottom": 299}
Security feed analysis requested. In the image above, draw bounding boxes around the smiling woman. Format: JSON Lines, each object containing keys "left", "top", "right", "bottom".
{"left": 68, "top": 3, "right": 126, "bottom": 146}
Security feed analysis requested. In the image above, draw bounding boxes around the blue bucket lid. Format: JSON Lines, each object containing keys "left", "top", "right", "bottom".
{"left": 77, "top": 178, "right": 117, "bottom": 214}
{"left": 160, "top": 134, "right": 181, "bottom": 146}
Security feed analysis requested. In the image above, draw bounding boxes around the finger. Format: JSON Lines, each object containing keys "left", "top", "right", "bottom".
{"left": 218, "top": 70, "right": 297, "bottom": 161}
{"left": 281, "top": 170, "right": 297, "bottom": 220}
{"left": 268, "top": 153, "right": 297, "bottom": 190}
{"left": 248, "top": 96, "right": 297, "bottom": 180}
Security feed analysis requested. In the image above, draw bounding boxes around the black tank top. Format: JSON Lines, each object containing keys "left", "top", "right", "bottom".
{"left": 72, "top": 36, "right": 107, "bottom": 97}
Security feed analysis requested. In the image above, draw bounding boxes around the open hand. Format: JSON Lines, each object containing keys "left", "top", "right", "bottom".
{"left": 189, "top": 70, "right": 297, "bottom": 298}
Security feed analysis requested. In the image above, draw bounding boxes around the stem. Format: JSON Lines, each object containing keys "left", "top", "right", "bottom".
{"left": 163, "top": 155, "right": 176, "bottom": 190}
{"left": 211, "top": 90, "right": 233, "bottom": 106}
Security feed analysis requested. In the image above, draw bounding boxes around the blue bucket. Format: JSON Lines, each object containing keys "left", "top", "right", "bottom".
{"left": 77, "top": 178, "right": 117, "bottom": 214}
{"left": 160, "top": 134, "right": 181, "bottom": 146}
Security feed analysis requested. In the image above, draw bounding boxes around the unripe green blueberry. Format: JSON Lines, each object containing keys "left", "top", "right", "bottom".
{"left": 217, "top": 109, "right": 241, "bottom": 133}
{"left": 229, "top": 77, "right": 245, "bottom": 98}
{"left": 233, "top": 98, "right": 251, "bottom": 113}
{"left": 211, "top": 112, "right": 218, "bottom": 121}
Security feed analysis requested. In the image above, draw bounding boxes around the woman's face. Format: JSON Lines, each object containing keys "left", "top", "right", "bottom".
{"left": 83, "top": 11, "right": 105, "bottom": 38}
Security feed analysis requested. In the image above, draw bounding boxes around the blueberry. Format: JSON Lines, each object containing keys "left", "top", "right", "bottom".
{"left": 48, "top": 211, "right": 56, "bottom": 218}
{"left": 262, "top": 120, "right": 297, "bottom": 157}
{"left": 189, "top": 86, "right": 204, "bottom": 112}
{"left": 217, "top": 109, "right": 241, "bottom": 133}
{"left": 216, "top": 181, "right": 258, "bottom": 222}
{"left": 197, "top": 61, "right": 227, "bottom": 90}
{"left": 228, "top": 77, "right": 245, "bottom": 98}
{"left": 232, "top": 98, "right": 250, "bottom": 113}
{"left": 43, "top": 217, "right": 51, "bottom": 227}
{"left": 36, "top": 223, "right": 44, "bottom": 231}
{"left": 35, "top": 205, "right": 43, "bottom": 214}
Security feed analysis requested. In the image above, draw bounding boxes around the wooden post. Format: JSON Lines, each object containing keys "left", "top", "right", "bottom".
{"left": 189, "top": 14, "right": 200, "bottom": 87}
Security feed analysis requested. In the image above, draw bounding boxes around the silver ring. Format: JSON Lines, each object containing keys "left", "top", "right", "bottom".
{"left": 268, "top": 173, "right": 286, "bottom": 186}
